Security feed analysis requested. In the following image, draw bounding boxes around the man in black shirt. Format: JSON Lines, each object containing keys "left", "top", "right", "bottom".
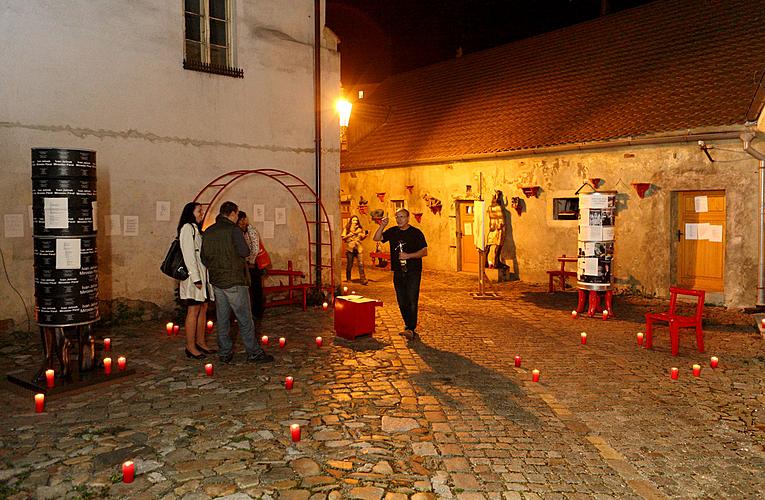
{"left": 373, "top": 208, "right": 428, "bottom": 340}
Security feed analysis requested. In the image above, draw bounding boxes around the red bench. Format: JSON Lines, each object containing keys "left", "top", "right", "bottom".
{"left": 547, "top": 255, "right": 577, "bottom": 292}
{"left": 263, "top": 260, "right": 310, "bottom": 311}
{"left": 645, "top": 287, "right": 705, "bottom": 356}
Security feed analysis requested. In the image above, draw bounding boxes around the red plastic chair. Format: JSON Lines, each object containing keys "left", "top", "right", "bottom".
{"left": 645, "top": 287, "right": 705, "bottom": 356}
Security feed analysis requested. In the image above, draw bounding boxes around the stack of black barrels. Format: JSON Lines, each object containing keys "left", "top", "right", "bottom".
{"left": 32, "top": 148, "right": 99, "bottom": 328}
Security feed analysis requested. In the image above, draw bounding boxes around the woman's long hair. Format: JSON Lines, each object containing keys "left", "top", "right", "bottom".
{"left": 177, "top": 202, "right": 201, "bottom": 236}
{"left": 344, "top": 215, "right": 362, "bottom": 233}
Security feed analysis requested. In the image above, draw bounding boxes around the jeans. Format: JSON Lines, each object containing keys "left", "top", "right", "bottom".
{"left": 212, "top": 285, "right": 263, "bottom": 358}
{"left": 248, "top": 267, "right": 265, "bottom": 319}
{"left": 393, "top": 271, "right": 421, "bottom": 331}
{"left": 345, "top": 251, "right": 366, "bottom": 281}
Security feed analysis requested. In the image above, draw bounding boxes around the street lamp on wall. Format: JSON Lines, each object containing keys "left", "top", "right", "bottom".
{"left": 335, "top": 98, "right": 352, "bottom": 151}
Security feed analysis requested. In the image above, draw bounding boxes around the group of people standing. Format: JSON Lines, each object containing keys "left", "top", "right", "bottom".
{"left": 176, "top": 201, "right": 272, "bottom": 364}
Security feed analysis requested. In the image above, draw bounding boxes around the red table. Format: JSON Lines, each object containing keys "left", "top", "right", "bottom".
{"left": 334, "top": 295, "right": 383, "bottom": 340}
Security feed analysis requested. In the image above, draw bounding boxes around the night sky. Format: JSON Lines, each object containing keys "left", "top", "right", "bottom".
{"left": 327, "top": 0, "right": 654, "bottom": 85}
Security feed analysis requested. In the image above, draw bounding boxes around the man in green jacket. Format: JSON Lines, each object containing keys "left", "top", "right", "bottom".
{"left": 201, "top": 201, "right": 273, "bottom": 364}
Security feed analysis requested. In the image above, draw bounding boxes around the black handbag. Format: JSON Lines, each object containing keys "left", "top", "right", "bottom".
{"left": 160, "top": 238, "right": 189, "bottom": 281}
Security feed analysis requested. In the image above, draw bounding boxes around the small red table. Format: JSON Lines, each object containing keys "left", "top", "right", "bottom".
{"left": 334, "top": 295, "right": 383, "bottom": 340}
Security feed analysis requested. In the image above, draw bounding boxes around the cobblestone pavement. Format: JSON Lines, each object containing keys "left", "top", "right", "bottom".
{"left": 1, "top": 268, "right": 764, "bottom": 499}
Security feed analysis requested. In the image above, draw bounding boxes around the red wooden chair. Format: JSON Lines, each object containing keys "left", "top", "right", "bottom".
{"left": 645, "top": 287, "right": 705, "bottom": 356}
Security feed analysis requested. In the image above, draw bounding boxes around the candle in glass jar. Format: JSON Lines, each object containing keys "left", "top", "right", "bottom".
{"left": 45, "top": 369, "right": 55, "bottom": 388}
{"left": 205, "top": 363, "right": 213, "bottom": 376}
{"left": 692, "top": 364, "right": 701, "bottom": 377}
{"left": 122, "top": 461, "right": 135, "bottom": 483}
{"left": 117, "top": 356, "right": 126, "bottom": 371}
{"left": 315, "top": 336, "right": 323, "bottom": 348}
{"left": 322, "top": 302, "right": 328, "bottom": 311}
{"left": 602, "top": 310, "right": 609, "bottom": 320}
{"left": 290, "top": 423, "right": 301, "bottom": 442}
{"left": 670, "top": 367, "right": 679, "bottom": 380}
{"left": 103, "top": 357, "right": 112, "bottom": 375}
{"left": 206, "top": 320, "right": 213, "bottom": 333}
{"left": 173, "top": 324, "right": 180, "bottom": 335}
{"left": 532, "top": 369, "right": 540, "bottom": 382}
{"left": 279, "top": 337, "right": 286, "bottom": 348}
{"left": 166, "top": 322, "right": 173, "bottom": 335}
{"left": 34, "top": 393, "right": 45, "bottom": 413}
{"left": 710, "top": 356, "right": 719, "bottom": 369}
{"left": 104, "top": 338, "right": 111, "bottom": 351}
{"left": 261, "top": 335, "right": 269, "bottom": 346}
{"left": 285, "top": 376, "right": 294, "bottom": 390}
{"left": 571, "top": 310, "right": 577, "bottom": 319}
{"left": 637, "top": 332, "right": 644, "bottom": 346}
{"left": 580, "top": 332, "right": 587, "bottom": 345}
{"left": 514, "top": 355, "right": 521, "bottom": 367}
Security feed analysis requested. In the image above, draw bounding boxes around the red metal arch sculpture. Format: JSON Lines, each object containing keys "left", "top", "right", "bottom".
{"left": 193, "top": 169, "right": 335, "bottom": 295}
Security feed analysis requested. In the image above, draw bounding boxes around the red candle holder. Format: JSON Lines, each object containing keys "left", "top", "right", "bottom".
{"left": 602, "top": 310, "right": 609, "bottom": 321}
{"left": 290, "top": 423, "right": 301, "bottom": 442}
{"left": 315, "top": 336, "right": 323, "bottom": 348}
{"left": 580, "top": 332, "right": 587, "bottom": 345}
{"left": 103, "top": 357, "right": 112, "bottom": 375}
{"left": 279, "top": 337, "right": 286, "bottom": 348}
{"left": 692, "top": 364, "right": 701, "bottom": 377}
{"left": 571, "top": 310, "right": 578, "bottom": 319}
{"left": 206, "top": 320, "right": 214, "bottom": 334}
{"left": 322, "top": 302, "right": 328, "bottom": 311}
{"left": 117, "top": 356, "right": 126, "bottom": 371}
{"left": 514, "top": 355, "right": 521, "bottom": 367}
{"left": 261, "top": 335, "right": 269, "bottom": 346}
{"left": 173, "top": 324, "right": 180, "bottom": 335}
{"left": 45, "top": 369, "right": 55, "bottom": 388}
{"left": 285, "top": 376, "right": 294, "bottom": 390}
{"left": 165, "top": 322, "right": 173, "bottom": 336}
{"left": 670, "top": 367, "right": 679, "bottom": 380}
{"left": 342, "top": 286, "right": 348, "bottom": 295}
{"left": 710, "top": 356, "right": 719, "bottom": 369}
{"left": 122, "top": 461, "right": 135, "bottom": 483}
{"left": 637, "top": 332, "right": 644, "bottom": 346}
{"left": 531, "top": 369, "right": 540, "bottom": 382}
{"left": 205, "top": 363, "right": 213, "bottom": 376}
{"left": 103, "top": 338, "right": 111, "bottom": 351}
{"left": 35, "top": 393, "right": 45, "bottom": 413}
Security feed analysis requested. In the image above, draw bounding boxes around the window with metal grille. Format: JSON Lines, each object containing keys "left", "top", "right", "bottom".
{"left": 184, "top": 0, "right": 243, "bottom": 78}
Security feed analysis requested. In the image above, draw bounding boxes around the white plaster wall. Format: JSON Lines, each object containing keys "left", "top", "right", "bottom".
{"left": 0, "top": 0, "right": 341, "bottom": 325}
{"left": 341, "top": 141, "right": 760, "bottom": 308}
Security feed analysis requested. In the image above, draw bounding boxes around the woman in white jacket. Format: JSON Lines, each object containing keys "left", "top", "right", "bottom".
{"left": 178, "top": 202, "right": 215, "bottom": 359}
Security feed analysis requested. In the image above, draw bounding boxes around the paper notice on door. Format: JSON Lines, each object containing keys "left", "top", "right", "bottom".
{"left": 463, "top": 222, "right": 473, "bottom": 236}
{"left": 275, "top": 207, "right": 286, "bottom": 225}
{"left": 584, "top": 257, "right": 598, "bottom": 276}
{"left": 262, "top": 220, "right": 275, "bottom": 239}
{"left": 253, "top": 204, "right": 265, "bottom": 222}
{"left": 91, "top": 202, "right": 98, "bottom": 231}
{"left": 123, "top": 216, "right": 139, "bottom": 236}
{"left": 694, "top": 195, "right": 709, "bottom": 213}
{"left": 108, "top": 215, "right": 121, "bottom": 236}
{"left": 44, "top": 197, "right": 69, "bottom": 229}
{"left": 684, "top": 223, "right": 698, "bottom": 240}
{"left": 156, "top": 201, "right": 171, "bottom": 221}
{"left": 697, "top": 222, "right": 712, "bottom": 240}
{"left": 56, "top": 238, "right": 81, "bottom": 269}
{"left": 709, "top": 224, "right": 723, "bottom": 243}
{"left": 4, "top": 214, "right": 24, "bottom": 238}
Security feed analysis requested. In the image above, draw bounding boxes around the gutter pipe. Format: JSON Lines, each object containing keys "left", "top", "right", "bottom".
{"left": 313, "top": 0, "right": 322, "bottom": 287}
{"left": 742, "top": 132, "right": 765, "bottom": 307}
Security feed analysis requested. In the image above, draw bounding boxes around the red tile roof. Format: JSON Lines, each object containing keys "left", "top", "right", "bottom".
{"left": 342, "top": 0, "right": 765, "bottom": 170}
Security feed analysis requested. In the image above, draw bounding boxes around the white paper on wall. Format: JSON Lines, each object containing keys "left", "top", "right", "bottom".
{"left": 123, "top": 216, "right": 139, "bottom": 236}
{"left": 584, "top": 257, "right": 598, "bottom": 276}
{"left": 579, "top": 225, "right": 602, "bottom": 241}
{"left": 44, "top": 197, "right": 69, "bottom": 229}
{"left": 583, "top": 194, "right": 608, "bottom": 209}
{"left": 601, "top": 226, "right": 615, "bottom": 241}
{"left": 684, "top": 223, "right": 698, "bottom": 240}
{"left": 253, "top": 204, "right": 265, "bottom": 222}
{"left": 56, "top": 238, "right": 81, "bottom": 269}
{"left": 709, "top": 224, "right": 723, "bottom": 243}
{"left": 697, "top": 222, "right": 712, "bottom": 241}
{"left": 4, "top": 214, "right": 24, "bottom": 238}
{"left": 275, "top": 207, "right": 286, "bottom": 225}
{"left": 463, "top": 222, "right": 473, "bottom": 236}
{"left": 156, "top": 201, "right": 171, "bottom": 221}
{"left": 694, "top": 196, "right": 709, "bottom": 213}
{"left": 108, "top": 215, "right": 121, "bottom": 236}
{"left": 262, "top": 220, "right": 275, "bottom": 239}
{"left": 27, "top": 205, "right": 33, "bottom": 228}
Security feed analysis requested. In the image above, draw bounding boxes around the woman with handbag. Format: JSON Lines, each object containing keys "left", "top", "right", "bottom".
{"left": 342, "top": 215, "right": 369, "bottom": 285}
{"left": 178, "top": 202, "right": 216, "bottom": 358}
{"left": 237, "top": 212, "right": 266, "bottom": 320}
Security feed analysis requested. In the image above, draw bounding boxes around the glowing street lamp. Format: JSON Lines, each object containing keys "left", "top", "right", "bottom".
{"left": 336, "top": 97, "right": 352, "bottom": 151}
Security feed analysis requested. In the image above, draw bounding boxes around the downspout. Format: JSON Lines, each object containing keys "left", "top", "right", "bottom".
{"left": 313, "top": 0, "right": 322, "bottom": 287}
{"left": 741, "top": 132, "right": 765, "bottom": 307}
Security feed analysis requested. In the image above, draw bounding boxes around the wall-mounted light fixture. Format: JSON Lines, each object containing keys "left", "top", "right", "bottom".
{"left": 335, "top": 97, "right": 352, "bottom": 151}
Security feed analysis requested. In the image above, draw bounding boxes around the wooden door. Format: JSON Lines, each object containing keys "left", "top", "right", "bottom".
{"left": 457, "top": 201, "right": 479, "bottom": 272}
{"left": 677, "top": 190, "right": 725, "bottom": 292}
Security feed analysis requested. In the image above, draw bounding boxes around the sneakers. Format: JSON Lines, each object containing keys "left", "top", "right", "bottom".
{"left": 247, "top": 352, "right": 274, "bottom": 363}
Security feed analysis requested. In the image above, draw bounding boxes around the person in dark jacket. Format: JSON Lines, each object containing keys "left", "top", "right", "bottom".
{"left": 201, "top": 201, "right": 273, "bottom": 364}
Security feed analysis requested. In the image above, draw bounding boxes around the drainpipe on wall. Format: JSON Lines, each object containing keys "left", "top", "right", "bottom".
{"left": 741, "top": 132, "right": 765, "bottom": 307}
{"left": 313, "top": 0, "right": 322, "bottom": 288}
